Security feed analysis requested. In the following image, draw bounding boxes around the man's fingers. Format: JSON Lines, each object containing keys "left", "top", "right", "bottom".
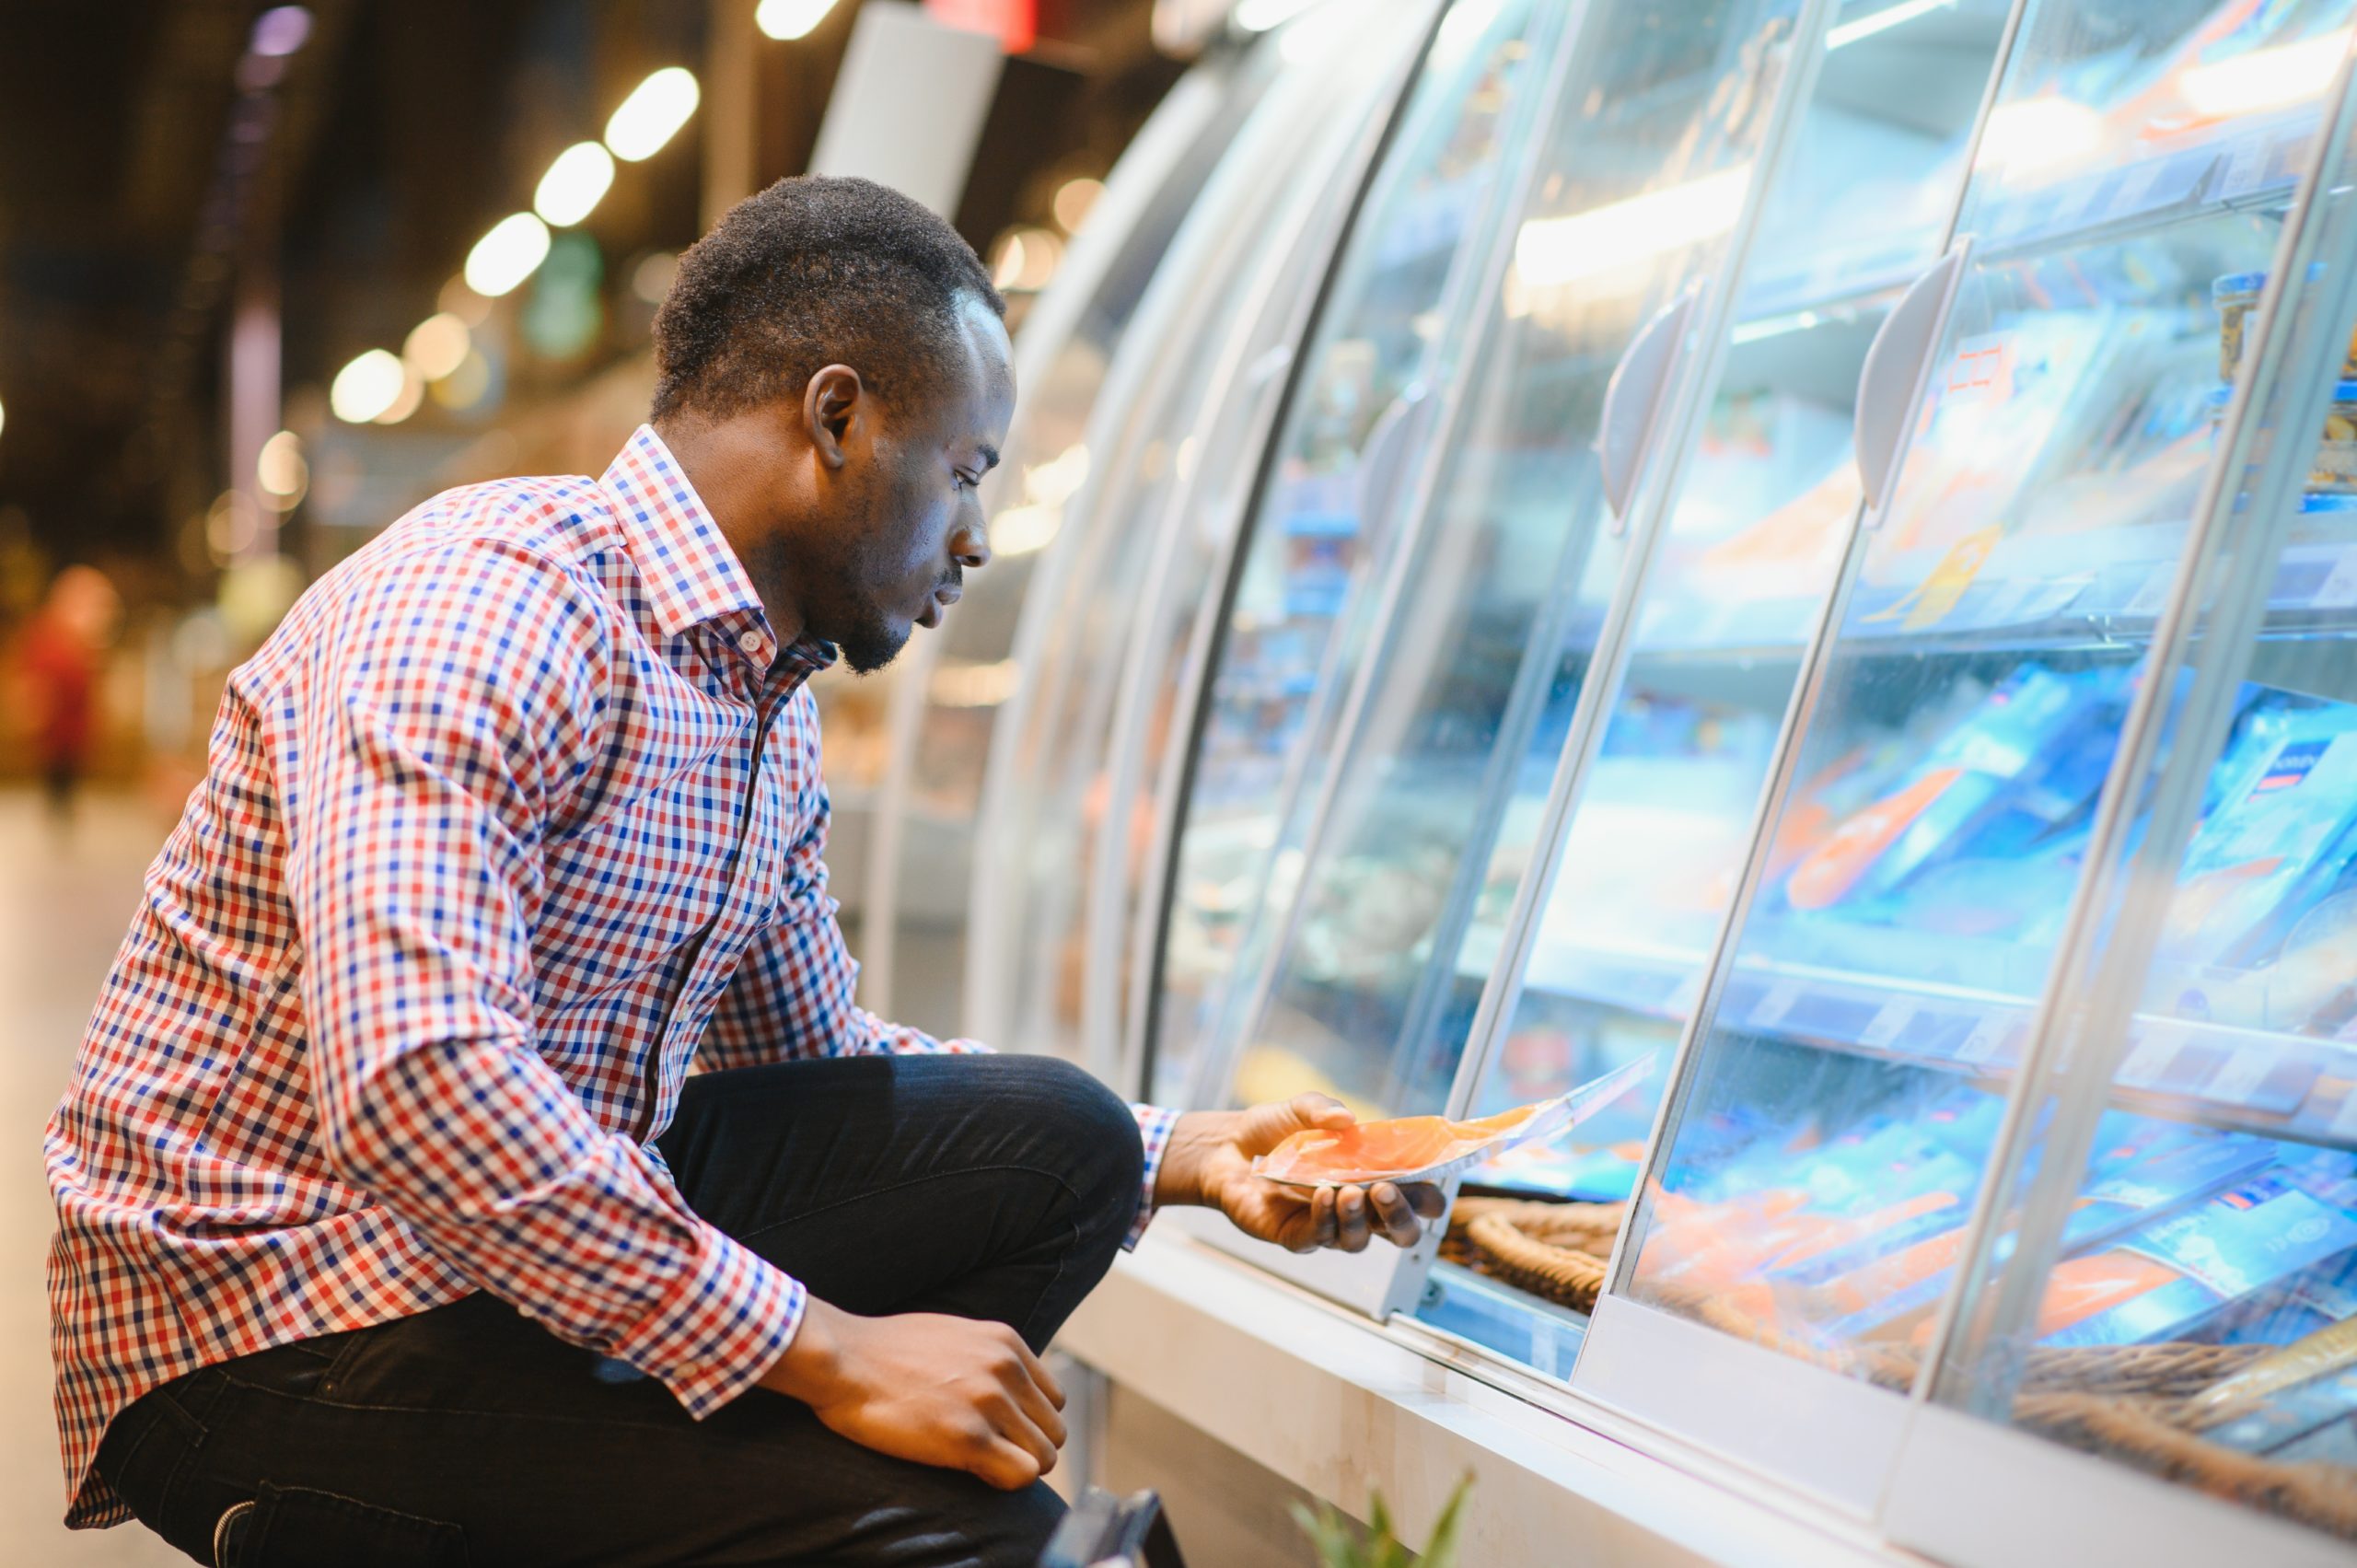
{"left": 1335, "top": 1186, "right": 1371, "bottom": 1252}
{"left": 1403, "top": 1182, "right": 1447, "bottom": 1219}
{"left": 974, "top": 1434, "right": 1048, "bottom": 1492}
{"left": 1290, "top": 1092, "right": 1355, "bottom": 1130}
{"left": 1005, "top": 1330, "right": 1064, "bottom": 1411}
{"left": 1008, "top": 1369, "right": 1068, "bottom": 1450}
{"left": 1369, "top": 1182, "right": 1423, "bottom": 1248}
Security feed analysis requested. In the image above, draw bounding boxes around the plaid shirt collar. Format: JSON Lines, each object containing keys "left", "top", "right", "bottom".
{"left": 602, "top": 424, "right": 837, "bottom": 681}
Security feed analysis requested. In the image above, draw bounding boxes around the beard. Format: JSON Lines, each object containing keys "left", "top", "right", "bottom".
{"left": 814, "top": 592, "right": 911, "bottom": 675}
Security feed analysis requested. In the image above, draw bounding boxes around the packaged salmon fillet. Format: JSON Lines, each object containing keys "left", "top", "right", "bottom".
{"left": 1254, "top": 1056, "right": 1655, "bottom": 1189}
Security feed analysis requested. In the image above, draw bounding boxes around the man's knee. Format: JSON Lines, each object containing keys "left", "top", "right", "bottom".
{"left": 990, "top": 1054, "right": 1147, "bottom": 1237}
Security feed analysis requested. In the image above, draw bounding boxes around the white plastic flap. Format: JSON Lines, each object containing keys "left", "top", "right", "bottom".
{"left": 1854, "top": 244, "right": 1968, "bottom": 518}
{"left": 1353, "top": 379, "right": 1433, "bottom": 528}
{"left": 1596, "top": 286, "right": 1697, "bottom": 529}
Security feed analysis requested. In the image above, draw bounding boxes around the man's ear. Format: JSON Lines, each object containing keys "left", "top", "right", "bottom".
{"left": 803, "top": 364, "right": 864, "bottom": 471}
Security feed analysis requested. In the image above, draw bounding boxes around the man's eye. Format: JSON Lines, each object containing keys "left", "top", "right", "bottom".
{"left": 954, "top": 471, "right": 980, "bottom": 494}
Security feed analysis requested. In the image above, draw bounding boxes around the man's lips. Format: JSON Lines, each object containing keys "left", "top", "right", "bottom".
{"left": 915, "top": 584, "right": 960, "bottom": 630}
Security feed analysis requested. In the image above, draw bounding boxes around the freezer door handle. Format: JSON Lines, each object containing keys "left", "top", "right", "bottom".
{"left": 1596, "top": 285, "right": 1697, "bottom": 534}
{"left": 1854, "top": 241, "right": 1970, "bottom": 521}
{"left": 1353, "top": 378, "right": 1434, "bottom": 542}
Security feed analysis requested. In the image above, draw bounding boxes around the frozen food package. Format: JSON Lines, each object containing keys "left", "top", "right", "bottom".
{"left": 1254, "top": 1055, "right": 1655, "bottom": 1188}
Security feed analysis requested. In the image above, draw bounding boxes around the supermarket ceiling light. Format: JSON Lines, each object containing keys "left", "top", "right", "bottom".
{"left": 1978, "top": 97, "right": 2102, "bottom": 175}
{"left": 756, "top": 0, "right": 839, "bottom": 41}
{"left": 1827, "top": 0, "right": 1955, "bottom": 51}
{"left": 375, "top": 370, "right": 425, "bottom": 426}
{"left": 256, "top": 430, "right": 306, "bottom": 496}
{"left": 1515, "top": 165, "right": 1751, "bottom": 289}
{"left": 605, "top": 67, "right": 699, "bottom": 162}
{"left": 534, "top": 142, "right": 616, "bottom": 227}
{"left": 2179, "top": 28, "right": 2351, "bottom": 118}
{"left": 330, "top": 350, "right": 406, "bottom": 424}
{"left": 402, "top": 312, "right": 471, "bottom": 381}
{"left": 465, "top": 212, "right": 552, "bottom": 297}
{"left": 1052, "top": 177, "right": 1104, "bottom": 234}
{"left": 1234, "top": 0, "right": 1321, "bottom": 29}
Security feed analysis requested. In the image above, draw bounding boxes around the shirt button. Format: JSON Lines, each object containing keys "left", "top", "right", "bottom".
{"left": 737, "top": 631, "right": 763, "bottom": 656}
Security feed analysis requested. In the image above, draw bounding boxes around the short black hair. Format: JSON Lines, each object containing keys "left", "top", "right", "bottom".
{"left": 650, "top": 174, "right": 1005, "bottom": 423}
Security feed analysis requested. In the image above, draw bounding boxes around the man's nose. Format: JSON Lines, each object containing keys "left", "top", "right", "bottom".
{"left": 955, "top": 518, "right": 992, "bottom": 572}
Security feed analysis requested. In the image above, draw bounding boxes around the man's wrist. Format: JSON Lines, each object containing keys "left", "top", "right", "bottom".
{"left": 1154, "top": 1109, "right": 1237, "bottom": 1211}
{"left": 760, "top": 1295, "right": 849, "bottom": 1405}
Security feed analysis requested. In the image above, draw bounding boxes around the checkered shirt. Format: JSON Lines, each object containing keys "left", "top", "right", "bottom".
{"left": 46, "top": 425, "right": 1178, "bottom": 1527}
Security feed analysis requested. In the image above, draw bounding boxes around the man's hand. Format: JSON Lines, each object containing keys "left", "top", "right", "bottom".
{"left": 760, "top": 1298, "right": 1064, "bottom": 1491}
{"left": 1155, "top": 1095, "right": 1446, "bottom": 1253}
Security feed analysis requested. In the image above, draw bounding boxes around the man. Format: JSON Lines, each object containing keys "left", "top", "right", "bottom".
{"left": 48, "top": 175, "right": 1440, "bottom": 1567}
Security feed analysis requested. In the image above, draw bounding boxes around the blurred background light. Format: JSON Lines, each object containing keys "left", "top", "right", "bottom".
{"left": 464, "top": 211, "right": 552, "bottom": 297}
{"left": 248, "top": 5, "right": 312, "bottom": 57}
{"left": 1051, "top": 176, "right": 1104, "bottom": 233}
{"left": 431, "top": 351, "right": 493, "bottom": 412}
{"left": 401, "top": 312, "right": 471, "bottom": 381}
{"left": 0, "top": 395, "right": 7, "bottom": 445}
{"left": 604, "top": 66, "right": 700, "bottom": 162}
{"left": 756, "top": 0, "right": 841, "bottom": 41}
{"left": 437, "top": 276, "right": 493, "bottom": 328}
{"left": 373, "top": 369, "right": 425, "bottom": 425}
{"left": 329, "top": 349, "right": 405, "bottom": 424}
{"left": 256, "top": 430, "right": 306, "bottom": 497}
{"left": 534, "top": 141, "right": 616, "bottom": 227}
{"left": 988, "top": 226, "right": 1062, "bottom": 293}
{"left": 631, "top": 251, "right": 679, "bottom": 306}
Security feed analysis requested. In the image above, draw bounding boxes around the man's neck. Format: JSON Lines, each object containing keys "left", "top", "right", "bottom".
{"left": 655, "top": 413, "right": 808, "bottom": 646}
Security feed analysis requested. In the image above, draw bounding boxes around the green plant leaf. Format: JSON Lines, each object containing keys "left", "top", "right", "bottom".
{"left": 1419, "top": 1473, "right": 1476, "bottom": 1568}
{"left": 1291, "top": 1500, "right": 1364, "bottom": 1568}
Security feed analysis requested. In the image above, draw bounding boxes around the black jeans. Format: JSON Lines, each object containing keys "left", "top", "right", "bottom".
{"left": 93, "top": 1053, "right": 1146, "bottom": 1567}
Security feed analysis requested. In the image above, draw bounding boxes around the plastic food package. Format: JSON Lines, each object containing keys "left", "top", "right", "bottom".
{"left": 1254, "top": 1055, "right": 1655, "bottom": 1189}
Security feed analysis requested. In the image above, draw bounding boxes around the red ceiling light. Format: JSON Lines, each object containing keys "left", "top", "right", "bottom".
{"left": 924, "top": 0, "right": 1037, "bottom": 54}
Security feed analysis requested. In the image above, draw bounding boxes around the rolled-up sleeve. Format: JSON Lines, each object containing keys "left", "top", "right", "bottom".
{"left": 281, "top": 540, "right": 802, "bottom": 1418}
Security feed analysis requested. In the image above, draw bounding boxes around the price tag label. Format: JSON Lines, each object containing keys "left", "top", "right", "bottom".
{"left": 1751, "top": 980, "right": 1805, "bottom": 1030}
{"left": 2202, "top": 1045, "right": 2278, "bottom": 1107}
{"left": 2125, "top": 570, "right": 2177, "bottom": 619}
{"left": 2316, "top": 551, "right": 2357, "bottom": 610}
{"left": 2117, "top": 1023, "right": 2190, "bottom": 1087}
{"left": 2218, "top": 135, "right": 2272, "bottom": 200}
{"left": 1956, "top": 1017, "right": 2014, "bottom": 1066}
{"left": 1858, "top": 1002, "right": 1915, "bottom": 1051}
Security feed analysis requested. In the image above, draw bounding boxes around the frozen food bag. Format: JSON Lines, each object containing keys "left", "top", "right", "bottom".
{"left": 1254, "top": 1055, "right": 1655, "bottom": 1189}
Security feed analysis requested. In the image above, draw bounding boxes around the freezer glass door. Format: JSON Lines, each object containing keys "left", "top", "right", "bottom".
{"left": 1610, "top": 0, "right": 2357, "bottom": 1388}
{"left": 873, "top": 41, "right": 1281, "bottom": 1040}
{"left": 1911, "top": 37, "right": 2357, "bottom": 1556}
{"left": 1148, "top": 0, "right": 1559, "bottom": 1099}
{"left": 1417, "top": 0, "right": 2012, "bottom": 1365}
{"left": 995, "top": 11, "right": 1424, "bottom": 1080}
{"left": 1200, "top": 0, "right": 1817, "bottom": 1144}
{"left": 962, "top": 3, "right": 1426, "bottom": 1060}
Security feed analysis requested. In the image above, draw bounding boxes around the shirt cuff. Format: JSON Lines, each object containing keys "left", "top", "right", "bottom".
{"left": 612, "top": 1224, "right": 807, "bottom": 1418}
{"left": 1126, "top": 1103, "right": 1179, "bottom": 1249}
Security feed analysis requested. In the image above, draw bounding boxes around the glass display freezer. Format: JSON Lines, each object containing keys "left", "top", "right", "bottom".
{"left": 939, "top": 0, "right": 2357, "bottom": 1561}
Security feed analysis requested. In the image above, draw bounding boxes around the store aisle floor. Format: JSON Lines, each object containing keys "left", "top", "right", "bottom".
{"left": 0, "top": 790, "right": 185, "bottom": 1564}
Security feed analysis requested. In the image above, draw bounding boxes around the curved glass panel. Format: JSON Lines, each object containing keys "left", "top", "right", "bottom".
{"left": 1204, "top": 0, "right": 1828, "bottom": 1129}
{"left": 974, "top": 4, "right": 1431, "bottom": 1062}
{"left": 1918, "top": 32, "right": 2357, "bottom": 1553}
{"left": 1614, "top": 0, "right": 2357, "bottom": 1400}
{"left": 1152, "top": 0, "right": 1560, "bottom": 1100}
{"left": 1424, "top": 0, "right": 2008, "bottom": 1296}
{"left": 869, "top": 37, "right": 1283, "bottom": 1040}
